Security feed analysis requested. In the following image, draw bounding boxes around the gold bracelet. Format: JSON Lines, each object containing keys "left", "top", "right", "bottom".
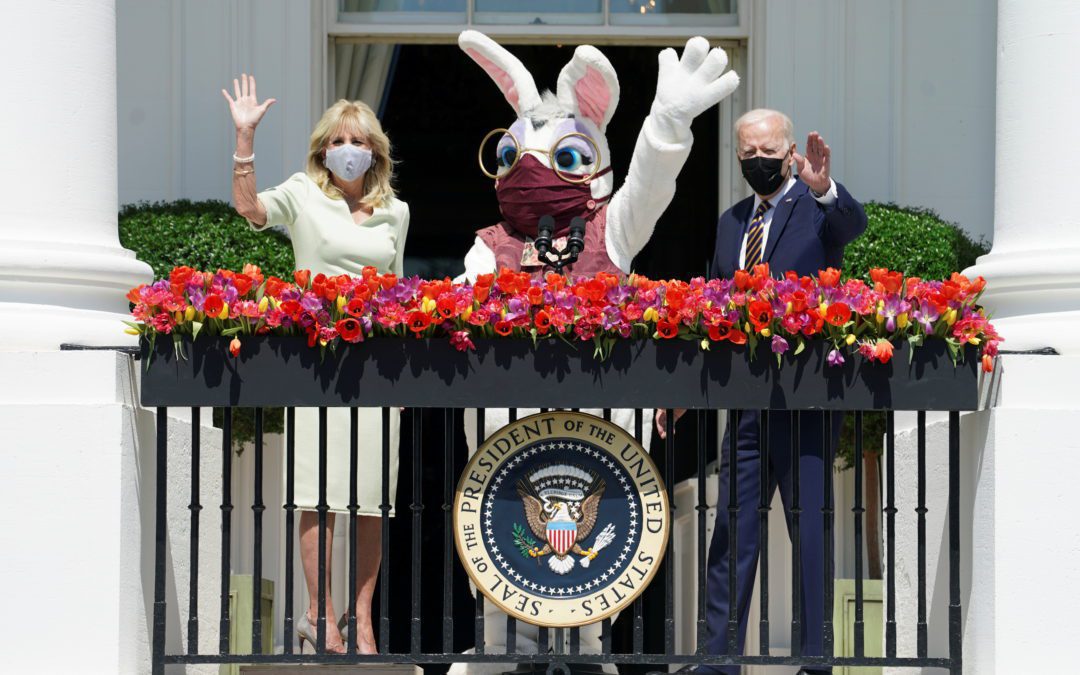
{"left": 233, "top": 168, "right": 254, "bottom": 176}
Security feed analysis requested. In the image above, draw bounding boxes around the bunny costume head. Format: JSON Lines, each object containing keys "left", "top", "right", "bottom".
{"left": 461, "top": 31, "right": 623, "bottom": 277}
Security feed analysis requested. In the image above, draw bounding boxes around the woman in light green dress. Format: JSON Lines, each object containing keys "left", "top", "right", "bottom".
{"left": 224, "top": 74, "right": 408, "bottom": 654}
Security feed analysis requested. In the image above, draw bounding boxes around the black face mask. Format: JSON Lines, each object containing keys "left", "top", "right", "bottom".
{"left": 740, "top": 151, "right": 789, "bottom": 197}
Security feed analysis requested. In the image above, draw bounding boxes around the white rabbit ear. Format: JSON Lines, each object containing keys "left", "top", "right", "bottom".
{"left": 556, "top": 45, "right": 620, "bottom": 132}
{"left": 459, "top": 30, "right": 542, "bottom": 116}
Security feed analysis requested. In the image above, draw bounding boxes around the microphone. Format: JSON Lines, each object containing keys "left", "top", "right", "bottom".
{"left": 567, "top": 217, "right": 586, "bottom": 256}
{"left": 535, "top": 215, "right": 555, "bottom": 256}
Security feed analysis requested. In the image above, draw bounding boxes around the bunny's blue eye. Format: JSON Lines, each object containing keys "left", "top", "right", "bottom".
{"left": 497, "top": 146, "right": 518, "bottom": 168}
{"left": 554, "top": 147, "right": 591, "bottom": 171}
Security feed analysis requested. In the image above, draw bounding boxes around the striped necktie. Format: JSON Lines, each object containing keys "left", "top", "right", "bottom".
{"left": 743, "top": 199, "right": 771, "bottom": 269}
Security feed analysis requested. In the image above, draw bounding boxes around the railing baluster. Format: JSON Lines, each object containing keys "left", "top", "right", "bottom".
{"left": 284, "top": 408, "right": 296, "bottom": 654}
{"left": 822, "top": 412, "right": 835, "bottom": 658}
{"left": 554, "top": 627, "right": 565, "bottom": 656}
{"left": 853, "top": 411, "right": 865, "bottom": 658}
{"left": 252, "top": 408, "right": 265, "bottom": 655}
{"left": 790, "top": 412, "right": 802, "bottom": 657}
{"left": 411, "top": 410, "right": 424, "bottom": 656}
{"left": 949, "top": 411, "right": 963, "bottom": 675}
{"left": 316, "top": 406, "right": 328, "bottom": 653}
{"left": 219, "top": 408, "right": 233, "bottom": 655}
{"left": 601, "top": 617, "right": 612, "bottom": 655}
{"left": 188, "top": 408, "right": 201, "bottom": 654}
{"left": 633, "top": 408, "right": 645, "bottom": 656}
{"left": 504, "top": 412, "right": 517, "bottom": 653}
{"left": 152, "top": 407, "right": 167, "bottom": 675}
{"left": 505, "top": 614, "right": 516, "bottom": 655}
{"left": 348, "top": 407, "right": 359, "bottom": 653}
{"left": 538, "top": 626, "right": 550, "bottom": 655}
{"left": 474, "top": 407, "right": 485, "bottom": 656}
{"left": 759, "top": 410, "right": 771, "bottom": 656}
{"left": 696, "top": 409, "right": 708, "bottom": 655}
{"left": 570, "top": 626, "right": 580, "bottom": 655}
{"left": 726, "top": 408, "right": 739, "bottom": 656}
{"left": 917, "top": 411, "right": 928, "bottom": 658}
{"left": 380, "top": 406, "right": 392, "bottom": 654}
{"left": 443, "top": 407, "right": 456, "bottom": 654}
{"left": 664, "top": 408, "right": 676, "bottom": 656}
{"left": 885, "top": 411, "right": 897, "bottom": 657}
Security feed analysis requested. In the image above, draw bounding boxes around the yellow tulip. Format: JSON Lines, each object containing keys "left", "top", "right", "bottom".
{"left": 897, "top": 313, "right": 909, "bottom": 329}
{"left": 643, "top": 307, "right": 659, "bottom": 322}
{"left": 336, "top": 295, "right": 347, "bottom": 313}
{"left": 184, "top": 306, "right": 195, "bottom": 322}
{"left": 700, "top": 339, "right": 710, "bottom": 351}
{"left": 258, "top": 296, "right": 269, "bottom": 313}
{"left": 786, "top": 301, "right": 793, "bottom": 314}
{"left": 969, "top": 337, "right": 981, "bottom": 346}
{"left": 124, "top": 327, "right": 141, "bottom": 335}
{"left": 761, "top": 328, "right": 771, "bottom": 338}
{"left": 946, "top": 309, "right": 958, "bottom": 325}
{"left": 744, "top": 322, "right": 752, "bottom": 333}
{"left": 462, "top": 306, "right": 473, "bottom": 321}
{"left": 846, "top": 334, "right": 857, "bottom": 345}
{"left": 820, "top": 302, "right": 829, "bottom": 314}
{"left": 173, "top": 311, "right": 184, "bottom": 324}
{"left": 217, "top": 303, "right": 229, "bottom": 320}
{"left": 422, "top": 297, "right": 437, "bottom": 314}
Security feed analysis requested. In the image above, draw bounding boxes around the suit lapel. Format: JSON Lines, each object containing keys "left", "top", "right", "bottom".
{"left": 763, "top": 180, "right": 808, "bottom": 265}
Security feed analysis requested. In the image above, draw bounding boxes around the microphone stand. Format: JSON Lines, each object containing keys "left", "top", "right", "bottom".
{"left": 535, "top": 215, "right": 587, "bottom": 273}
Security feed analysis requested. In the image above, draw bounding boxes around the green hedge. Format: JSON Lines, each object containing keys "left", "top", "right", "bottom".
{"left": 835, "top": 203, "right": 989, "bottom": 470}
{"left": 118, "top": 200, "right": 295, "bottom": 281}
{"left": 119, "top": 199, "right": 294, "bottom": 450}
{"left": 841, "top": 202, "right": 988, "bottom": 282}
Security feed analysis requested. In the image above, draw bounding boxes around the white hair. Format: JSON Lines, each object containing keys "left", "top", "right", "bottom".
{"left": 734, "top": 108, "right": 794, "bottom": 147}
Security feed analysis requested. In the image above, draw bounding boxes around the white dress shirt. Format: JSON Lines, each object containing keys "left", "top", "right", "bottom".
{"left": 738, "top": 176, "right": 838, "bottom": 269}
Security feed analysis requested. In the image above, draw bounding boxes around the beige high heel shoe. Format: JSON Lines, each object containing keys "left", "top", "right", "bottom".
{"left": 295, "top": 612, "right": 346, "bottom": 654}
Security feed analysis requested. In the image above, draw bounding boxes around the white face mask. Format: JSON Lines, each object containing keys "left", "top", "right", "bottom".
{"left": 324, "top": 145, "right": 373, "bottom": 182}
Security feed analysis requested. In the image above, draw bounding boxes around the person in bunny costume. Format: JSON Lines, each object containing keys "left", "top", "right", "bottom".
{"left": 452, "top": 31, "right": 740, "bottom": 674}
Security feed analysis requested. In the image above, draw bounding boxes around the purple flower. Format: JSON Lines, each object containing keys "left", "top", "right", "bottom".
{"left": 771, "top": 334, "right": 789, "bottom": 354}
{"left": 300, "top": 292, "right": 323, "bottom": 314}
{"left": 827, "top": 348, "right": 845, "bottom": 367}
{"left": 601, "top": 306, "right": 623, "bottom": 330}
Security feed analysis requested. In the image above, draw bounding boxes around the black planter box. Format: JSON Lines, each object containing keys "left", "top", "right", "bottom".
{"left": 139, "top": 336, "right": 980, "bottom": 411}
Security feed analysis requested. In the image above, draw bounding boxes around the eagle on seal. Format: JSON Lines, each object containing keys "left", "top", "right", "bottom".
{"left": 516, "top": 463, "right": 606, "bottom": 574}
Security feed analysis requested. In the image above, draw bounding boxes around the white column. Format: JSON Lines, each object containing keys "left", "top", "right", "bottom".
{"left": 966, "top": 0, "right": 1080, "bottom": 354}
{"left": 0, "top": 0, "right": 152, "bottom": 350}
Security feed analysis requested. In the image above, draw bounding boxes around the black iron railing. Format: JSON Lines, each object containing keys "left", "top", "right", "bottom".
{"left": 143, "top": 337, "right": 978, "bottom": 674}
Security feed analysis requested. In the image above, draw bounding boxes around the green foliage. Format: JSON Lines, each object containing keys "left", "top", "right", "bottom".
{"left": 118, "top": 200, "right": 295, "bottom": 281}
{"left": 120, "top": 200, "right": 295, "bottom": 450}
{"left": 836, "top": 204, "right": 989, "bottom": 470}
{"left": 841, "top": 203, "right": 989, "bottom": 282}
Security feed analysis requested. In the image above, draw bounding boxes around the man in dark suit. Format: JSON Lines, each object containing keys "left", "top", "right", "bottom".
{"left": 658, "top": 108, "right": 867, "bottom": 675}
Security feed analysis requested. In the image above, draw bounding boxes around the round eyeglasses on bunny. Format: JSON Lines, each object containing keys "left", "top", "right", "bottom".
{"left": 478, "top": 128, "right": 603, "bottom": 184}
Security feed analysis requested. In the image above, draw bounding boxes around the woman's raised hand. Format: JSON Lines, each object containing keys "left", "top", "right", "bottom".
{"left": 222, "top": 73, "right": 276, "bottom": 132}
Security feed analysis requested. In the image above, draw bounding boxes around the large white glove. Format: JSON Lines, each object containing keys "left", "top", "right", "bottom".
{"left": 650, "top": 36, "right": 739, "bottom": 133}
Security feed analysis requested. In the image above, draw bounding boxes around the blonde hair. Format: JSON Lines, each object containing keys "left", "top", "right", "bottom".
{"left": 734, "top": 108, "right": 795, "bottom": 147}
{"left": 305, "top": 99, "right": 396, "bottom": 208}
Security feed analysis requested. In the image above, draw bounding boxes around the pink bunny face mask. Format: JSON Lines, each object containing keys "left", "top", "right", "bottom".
{"left": 496, "top": 154, "right": 612, "bottom": 237}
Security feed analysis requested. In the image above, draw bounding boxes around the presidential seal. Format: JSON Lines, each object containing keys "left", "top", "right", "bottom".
{"left": 454, "top": 411, "right": 670, "bottom": 627}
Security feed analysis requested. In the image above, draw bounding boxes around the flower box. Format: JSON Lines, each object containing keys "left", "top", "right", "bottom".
{"left": 139, "top": 336, "right": 980, "bottom": 411}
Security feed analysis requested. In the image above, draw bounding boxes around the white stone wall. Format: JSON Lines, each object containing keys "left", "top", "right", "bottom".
{"left": 0, "top": 351, "right": 222, "bottom": 674}
{"left": 752, "top": 0, "right": 997, "bottom": 242}
{"left": 116, "top": 0, "right": 317, "bottom": 206}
